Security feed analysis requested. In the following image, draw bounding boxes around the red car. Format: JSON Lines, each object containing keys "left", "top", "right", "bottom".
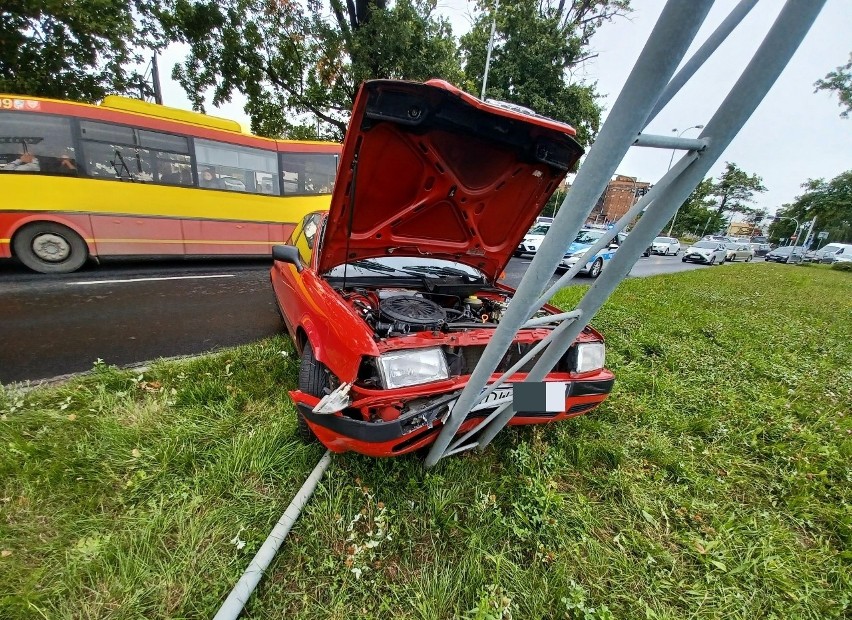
{"left": 271, "top": 79, "right": 614, "bottom": 457}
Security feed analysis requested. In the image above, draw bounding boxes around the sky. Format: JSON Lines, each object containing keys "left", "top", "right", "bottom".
{"left": 157, "top": 0, "right": 851, "bottom": 215}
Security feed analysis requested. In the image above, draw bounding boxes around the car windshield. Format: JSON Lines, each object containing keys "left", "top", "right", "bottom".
{"left": 654, "top": 237, "right": 674, "bottom": 243}
{"left": 693, "top": 241, "right": 719, "bottom": 249}
{"left": 574, "top": 230, "right": 604, "bottom": 245}
{"left": 325, "top": 257, "right": 487, "bottom": 281}
{"left": 772, "top": 246, "right": 793, "bottom": 254}
{"left": 528, "top": 224, "right": 550, "bottom": 235}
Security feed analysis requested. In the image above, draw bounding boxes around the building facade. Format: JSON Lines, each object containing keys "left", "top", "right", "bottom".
{"left": 588, "top": 175, "right": 651, "bottom": 224}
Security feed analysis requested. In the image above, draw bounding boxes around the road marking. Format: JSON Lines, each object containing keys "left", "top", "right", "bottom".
{"left": 69, "top": 274, "right": 236, "bottom": 285}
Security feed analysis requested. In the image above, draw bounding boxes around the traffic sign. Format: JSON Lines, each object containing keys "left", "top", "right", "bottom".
{"left": 817, "top": 231, "right": 829, "bottom": 240}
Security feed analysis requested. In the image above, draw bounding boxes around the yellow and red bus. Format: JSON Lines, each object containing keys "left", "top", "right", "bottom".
{"left": 0, "top": 94, "right": 340, "bottom": 273}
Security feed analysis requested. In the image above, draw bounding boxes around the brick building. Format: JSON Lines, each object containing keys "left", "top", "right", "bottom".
{"left": 588, "top": 175, "right": 651, "bottom": 224}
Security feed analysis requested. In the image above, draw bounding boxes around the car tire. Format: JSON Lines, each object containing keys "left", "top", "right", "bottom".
{"left": 12, "top": 222, "right": 88, "bottom": 274}
{"left": 745, "top": 255, "right": 752, "bottom": 262}
{"left": 643, "top": 250, "right": 650, "bottom": 257}
{"left": 296, "top": 342, "right": 329, "bottom": 443}
{"left": 588, "top": 258, "right": 603, "bottom": 278}
{"left": 513, "top": 251, "right": 522, "bottom": 257}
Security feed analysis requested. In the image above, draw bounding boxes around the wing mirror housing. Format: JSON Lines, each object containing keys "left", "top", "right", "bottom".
{"left": 272, "top": 245, "right": 303, "bottom": 272}
{"left": 608, "top": 243, "right": 619, "bottom": 250}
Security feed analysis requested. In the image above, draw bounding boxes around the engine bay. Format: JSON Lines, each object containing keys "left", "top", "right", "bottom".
{"left": 340, "top": 287, "right": 528, "bottom": 338}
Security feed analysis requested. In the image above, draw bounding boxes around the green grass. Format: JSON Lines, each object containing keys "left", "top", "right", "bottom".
{"left": 2, "top": 264, "right": 850, "bottom": 619}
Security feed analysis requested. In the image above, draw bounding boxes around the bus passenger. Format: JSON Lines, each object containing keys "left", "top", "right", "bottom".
{"left": 2, "top": 152, "right": 40, "bottom": 172}
{"left": 200, "top": 167, "right": 222, "bottom": 189}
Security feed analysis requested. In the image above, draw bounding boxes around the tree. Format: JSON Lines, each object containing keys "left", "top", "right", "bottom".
{"left": 665, "top": 178, "right": 726, "bottom": 237}
{"left": 460, "top": 0, "right": 630, "bottom": 148}
{"left": 161, "top": 0, "right": 463, "bottom": 139}
{"left": 768, "top": 170, "right": 852, "bottom": 244}
{"left": 815, "top": 52, "right": 852, "bottom": 119}
{"left": 709, "top": 162, "right": 767, "bottom": 220}
{"left": 0, "top": 1, "right": 162, "bottom": 102}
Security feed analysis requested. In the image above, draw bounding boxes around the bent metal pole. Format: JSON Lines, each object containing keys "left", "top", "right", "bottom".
{"left": 213, "top": 450, "right": 333, "bottom": 620}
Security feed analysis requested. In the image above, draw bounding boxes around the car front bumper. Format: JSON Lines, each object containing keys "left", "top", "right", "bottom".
{"left": 293, "top": 371, "right": 614, "bottom": 457}
{"left": 683, "top": 253, "right": 712, "bottom": 263}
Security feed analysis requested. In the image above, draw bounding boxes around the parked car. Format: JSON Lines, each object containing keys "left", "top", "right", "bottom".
{"left": 270, "top": 79, "right": 613, "bottom": 457}
{"left": 558, "top": 228, "right": 619, "bottom": 277}
{"left": 724, "top": 241, "right": 754, "bottom": 262}
{"left": 764, "top": 246, "right": 803, "bottom": 263}
{"left": 515, "top": 222, "right": 551, "bottom": 256}
{"left": 682, "top": 240, "right": 727, "bottom": 265}
{"left": 651, "top": 236, "right": 681, "bottom": 256}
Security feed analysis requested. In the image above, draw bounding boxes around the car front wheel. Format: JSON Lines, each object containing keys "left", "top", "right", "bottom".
{"left": 297, "top": 342, "right": 332, "bottom": 443}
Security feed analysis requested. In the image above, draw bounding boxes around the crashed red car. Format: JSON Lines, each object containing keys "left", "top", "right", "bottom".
{"left": 271, "top": 79, "right": 614, "bottom": 457}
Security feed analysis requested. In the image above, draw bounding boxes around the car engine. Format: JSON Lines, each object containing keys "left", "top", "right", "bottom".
{"left": 343, "top": 288, "right": 514, "bottom": 337}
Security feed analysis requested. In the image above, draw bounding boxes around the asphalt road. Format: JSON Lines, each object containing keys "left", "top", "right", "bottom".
{"left": 0, "top": 253, "right": 714, "bottom": 384}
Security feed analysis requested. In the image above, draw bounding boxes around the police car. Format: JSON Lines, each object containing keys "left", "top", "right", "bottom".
{"left": 558, "top": 228, "right": 619, "bottom": 277}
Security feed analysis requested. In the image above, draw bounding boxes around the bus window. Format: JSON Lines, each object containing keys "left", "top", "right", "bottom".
{"left": 80, "top": 121, "right": 193, "bottom": 185}
{"left": 280, "top": 153, "right": 337, "bottom": 195}
{"left": 0, "top": 112, "right": 77, "bottom": 175}
{"left": 194, "top": 139, "right": 279, "bottom": 195}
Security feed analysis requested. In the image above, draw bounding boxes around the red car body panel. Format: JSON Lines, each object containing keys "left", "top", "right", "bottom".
{"left": 270, "top": 80, "right": 613, "bottom": 457}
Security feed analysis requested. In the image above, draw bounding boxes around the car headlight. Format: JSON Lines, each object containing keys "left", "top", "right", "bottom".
{"left": 570, "top": 250, "right": 587, "bottom": 258}
{"left": 575, "top": 342, "right": 605, "bottom": 373}
{"left": 377, "top": 347, "right": 449, "bottom": 389}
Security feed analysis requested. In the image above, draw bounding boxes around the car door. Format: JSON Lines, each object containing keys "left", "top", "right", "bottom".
{"left": 274, "top": 213, "right": 321, "bottom": 336}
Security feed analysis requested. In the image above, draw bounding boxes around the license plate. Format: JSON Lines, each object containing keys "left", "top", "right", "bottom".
{"left": 472, "top": 385, "right": 513, "bottom": 412}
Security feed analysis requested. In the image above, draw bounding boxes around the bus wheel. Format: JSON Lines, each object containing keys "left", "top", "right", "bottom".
{"left": 13, "top": 223, "right": 88, "bottom": 274}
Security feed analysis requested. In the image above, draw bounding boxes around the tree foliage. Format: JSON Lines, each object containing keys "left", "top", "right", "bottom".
{"left": 815, "top": 52, "right": 852, "bottom": 119}
{"left": 160, "top": 0, "right": 463, "bottom": 139}
{"left": 709, "top": 162, "right": 767, "bottom": 219}
{"left": 768, "top": 170, "right": 852, "bottom": 244}
{"left": 460, "top": 0, "right": 631, "bottom": 147}
{"left": 0, "top": 0, "right": 161, "bottom": 102}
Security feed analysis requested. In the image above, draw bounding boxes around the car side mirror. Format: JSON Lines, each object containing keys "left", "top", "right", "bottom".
{"left": 608, "top": 243, "right": 619, "bottom": 250}
{"left": 272, "top": 244, "right": 303, "bottom": 272}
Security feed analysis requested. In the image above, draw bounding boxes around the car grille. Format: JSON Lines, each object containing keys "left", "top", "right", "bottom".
{"left": 453, "top": 343, "right": 570, "bottom": 375}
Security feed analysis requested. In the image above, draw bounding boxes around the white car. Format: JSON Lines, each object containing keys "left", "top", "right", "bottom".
{"left": 682, "top": 240, "right": 727, "bottom": 265}
{"left": 515, "top": 222, "right": 551, "bottom": 256}
{"left": 652, "top": 236, "right": 681, "bottom": 255}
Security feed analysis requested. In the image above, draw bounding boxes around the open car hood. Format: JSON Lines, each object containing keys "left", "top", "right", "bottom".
{"left": 317, "top": 80, "right": 584, "bottom": 280}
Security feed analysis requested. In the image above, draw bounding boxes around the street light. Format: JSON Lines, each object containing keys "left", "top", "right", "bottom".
{"left": 774, "top": 215, "right": 800, "bottom": 256}
{"left": 666, "top": 124, "right": 704, "bottom": 237}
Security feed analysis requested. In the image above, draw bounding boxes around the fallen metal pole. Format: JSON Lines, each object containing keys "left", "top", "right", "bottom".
{"left": 213, "top": 450, "right": 333, "bottom": 620}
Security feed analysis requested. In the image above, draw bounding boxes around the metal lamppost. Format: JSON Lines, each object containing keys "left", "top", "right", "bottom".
{"left": 666, "top": 125, "right": 704, "bottom": 236}
{"left": 481, "top": 0, "right": 500, "bottom": 99}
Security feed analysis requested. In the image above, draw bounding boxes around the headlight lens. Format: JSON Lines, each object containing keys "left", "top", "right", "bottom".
{"left": 570, "top": 250, "right": 587, "bottom": 258}
{"left": 575, "top": 342, "right": 606, "bottom": 373}
{"left": 377, "top": 347, "right": 449, "bottom": 389}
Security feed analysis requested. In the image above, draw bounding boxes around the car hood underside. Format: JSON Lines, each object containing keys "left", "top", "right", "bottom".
{"left": 317, "top": 80, "right": 585, "bottom": 280}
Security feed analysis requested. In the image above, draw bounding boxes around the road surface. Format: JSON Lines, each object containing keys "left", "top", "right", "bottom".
{"left": 0, "top": 253, "right": 720, "bottom": 383}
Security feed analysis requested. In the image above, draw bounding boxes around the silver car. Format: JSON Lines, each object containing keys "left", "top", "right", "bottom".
{"left": 724, "top": 242, "right": 754, "bottom": 262}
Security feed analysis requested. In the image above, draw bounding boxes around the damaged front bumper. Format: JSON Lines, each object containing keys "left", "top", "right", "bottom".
{"left": 291, "top": 371, "right": 614, "bottom": 457}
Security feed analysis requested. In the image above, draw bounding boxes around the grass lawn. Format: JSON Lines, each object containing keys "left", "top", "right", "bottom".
{"left": 1, "top": 263, "right": 850, "bottom": 619}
